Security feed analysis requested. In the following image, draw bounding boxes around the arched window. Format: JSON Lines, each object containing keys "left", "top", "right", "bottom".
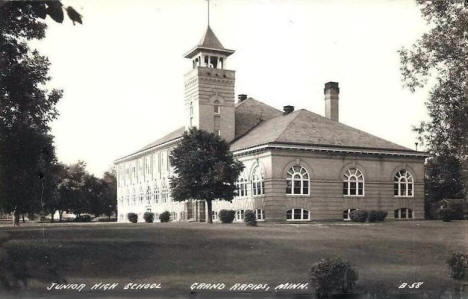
{"left": 394, "top": 208, "right": 413, "bottom": 219}
{"left": 251, "top": 165, "right": 264, "bottom": 196}
{"left": 235, "top": 178, "right": 248, "bottom": 197}
{"left": 286, "top": 166, "right": 309, "bottom": 195}
{"left": 394, "top": 169, "right": 414, "bottom": 197}
{"left": 343, "top": 208, "right": 356, "bottom": 221}
{"left": 286, "top": 208, "right": 310, "bottom": 221}
{"left": 213, "top": 100, "right": 220, "bottom": 114}
{"left": 343, "top": 168, "right": 364, "bottom": 196}
{"left": 255, "top": 209, "right": 265, "bottom": 221}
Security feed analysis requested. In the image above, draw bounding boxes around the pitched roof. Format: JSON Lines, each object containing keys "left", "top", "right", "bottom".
{"left": 184, "top": 26, "right": 235, "bottom": 58}
{"left": 116, "top": 126, "right": 185, "bottom": 162}
{"left": 234, "top": 97, "right": 283, "bottom": 138}
{"left": 230, "top": 109, "right": 413, "bottom": 152}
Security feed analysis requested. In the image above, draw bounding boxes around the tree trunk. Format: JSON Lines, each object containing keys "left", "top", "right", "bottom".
{"left": 206, "top": 200, "right": 213, "bottom": 224}
{"left": 22, "top": 214, "right": 25, "bottom": 223}
{"left": 51, "top": 211, "right": 55, "bottom": 223}
{"left": 59, "top": 210, "right": 63, "bottom": 221}
{"left": 14, "top": 210, "right": 20, "bottom": 226}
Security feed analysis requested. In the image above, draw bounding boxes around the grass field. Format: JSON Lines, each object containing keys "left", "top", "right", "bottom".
{"left": 0, "top": 220, "right": 467, "bottom": 297}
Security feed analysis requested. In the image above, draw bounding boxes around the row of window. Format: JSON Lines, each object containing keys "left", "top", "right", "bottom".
{"left": 211, "top": 209, "right": 265, "bottom": 221}
{"left": 119, "top": 186, "right": 170, "bottom": 206}
{"left": 117, "top": 151, "right": 171, "bottom": 187}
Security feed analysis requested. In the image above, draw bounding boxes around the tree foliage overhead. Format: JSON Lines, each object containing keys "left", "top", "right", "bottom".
{"left": 399, "top": 0, "right": 468, "bottom": 200}
{"left": 169, "top": 128, "right": 244, "bottom": 223}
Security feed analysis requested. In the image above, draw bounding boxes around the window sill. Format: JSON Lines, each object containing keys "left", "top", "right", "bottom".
{"left": 394, "top": 196, "right": 414, "bottom": 198}
{"left": 286, "top": 194, "right": 310, "bottom": 197}
{"left": 343, "top": 195, "right": 365, "bottom": 198}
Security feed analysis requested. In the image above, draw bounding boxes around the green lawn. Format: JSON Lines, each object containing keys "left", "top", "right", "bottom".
{"left": 0, "top": 221, "right": 467, "bottom": 297}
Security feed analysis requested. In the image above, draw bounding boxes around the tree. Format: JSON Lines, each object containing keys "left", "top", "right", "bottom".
{"left": 57, "top": 161, "right": 87, "bottom": 218}
{"left": 101, "top": 170, "right": 117, "bottom": 220}
{"left": 169, "top": 128, "right": 244, "bottom": 223}
{"left": 0, "top": 1, "right": 82, "bottom": 225}
{"left": 399, "top": 1, "right": 468, "bottom": 204}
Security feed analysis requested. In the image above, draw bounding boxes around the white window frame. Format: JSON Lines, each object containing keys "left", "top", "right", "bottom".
{"left": 286, "top": 208, "right": 310, "bottom": 221}
{"left": 255, "top": 209, "right": 265, "bottom": 221}
{"left": 394, "top": 208, "right": 413, "bottom": 219}
{"left": 235, "top": 210, "right": 245, "bottom": 221}
{"left": 286, "top": 166, "right": 310, "bottom": 196}
{"left": 235, "top": 178, "right": 248, "bottom": 197}
{"left": 394, "top": 169, "right": 414, "bottom": 197}
{"left": 343, "top": 208, "right": 356, "bottom": 221}
{"left": 252, "top": 165, "right": 265, "bottom": 196}
{"left": 343, "top": 168, "right": 365, "bottom": 197}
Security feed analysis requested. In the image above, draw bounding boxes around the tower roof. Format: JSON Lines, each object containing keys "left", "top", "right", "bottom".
{"left": 184, "top": 26, "right": 235, "bottom": 58}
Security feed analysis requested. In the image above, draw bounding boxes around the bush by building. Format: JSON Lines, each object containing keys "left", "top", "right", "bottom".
{"left": 219, "top": 209, "right": 235, "bottom": 223}
{"left": 244, "top": 210, "right": 257, "bottom": 226}
{"left": 440, "top": 208, "right": 454, "bottom": 222}
{"left": 350, "top": 210, "right": 368, "bottom": 223}
{"left": 310, "top": 256, "right": 359, "bottom": 298}
{"left": 159, "top": 211, "right": 170, "bottom": 223}
{"left": 143, "top": 212, "right": 155, "bottom": 223}
{"left": 127, "top": 213, "right": 138, "bottom": 223}
{"left": 447, "top": 252, "right": 468, "bottom": 280}
{"left": 368, "top": 210, "right": 387, "bottom": 222}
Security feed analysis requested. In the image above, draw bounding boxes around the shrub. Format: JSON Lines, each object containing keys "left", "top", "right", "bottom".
{"left": 447, "top": 252, "right": 468, "bottom": 280}
{"left": 159, "top": 211, "right": 170, "bottom": 223}
{"left": 74, "top": 215, "right": 92, "bottom": 222}
{"left": 368, "top": 210, "right": 378, "bottom": 222}
{"left": 143, "top": 212, "right": 155, "bottom": 223}
{"left": 219, "top": 209, "right": 235, "bottom": 223}
{"left": 369, "top": 210, "right": 387, "bottom": 222}
{"left": 244, "top": 210, "right": 257, "bottom": 226}
{"left": 376, "top": 210, "right": 388, "bottom": 221}
{"left": 440, "top": 208, "right": 454, "bottom": 222}
{"left": 350, "top": 210, "right": 368, "bottom": 223}
{"left": 127, "top": 213, "right": 138, "bottom": 223}
{"left": 447, "top": 200, "right": 465, "bottom": 220}
{"left": 310, "top": 256, "right": 359, "bottom": 298}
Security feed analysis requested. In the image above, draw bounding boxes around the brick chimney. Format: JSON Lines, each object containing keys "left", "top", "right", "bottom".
{"left": 324, "top": 82, "right": 339, "bottom": 122}
{"left": 283, "top": 105, "right": 294, "bottom": 115}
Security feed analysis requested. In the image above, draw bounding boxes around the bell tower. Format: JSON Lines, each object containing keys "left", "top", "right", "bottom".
{"left": 183, "top": 24, "right": 236, "bottom": 142}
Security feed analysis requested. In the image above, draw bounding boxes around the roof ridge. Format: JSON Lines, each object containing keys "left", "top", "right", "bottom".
{"left": 275, "top": 110, "right": 303, "bottom": 142}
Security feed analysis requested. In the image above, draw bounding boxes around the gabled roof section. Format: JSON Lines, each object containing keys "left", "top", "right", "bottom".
{"left": 234, "top": 97, "right": 283, "bottom": 139}
{"left": 230, "top": 109, "right": 414, "bottom": 153}
{"left": 184, "top": 26, "right": 235, "bottom": 58}
{"left": 115, "top": 126, "right": 185, "bottom": 162}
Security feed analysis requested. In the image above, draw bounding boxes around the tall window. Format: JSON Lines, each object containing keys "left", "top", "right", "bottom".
{"left": 235, "top": 210, "right": 245, "bottom": 221}
{"left": 161, "top": 184, "right": 168, "bottom": 203}
{"left": 153, "top": 186, "right": 159, "bottom": 203}
{"left": 255, "top": 209, "right": 265, "bottom": 221}
{"left": 146, "top": 187, "right": 151, "bottom": 204}
{"left": 252, "top": 165, "right": 264, "bottom": 196}
{"left": 286, "top": 166, "right": 309, "bottom": 195}
{"left": 343, "top": 168, "right": 364, "bottom": 196}
{"left": 213, "top": 100, "right": 220, "bottom": 114}
{"left": 394, "top": 169, "right": 414, "bottom": 197}
{"left": 286, "top": 208, "right": 310, "bottom": 221}
{"left": 394, "top": 208, "right": 413, "bottom": 219}
{"left": 139, "top": 189, "right": 144, "bottom": 203}
{"left": 236, "top": 178, "right": 248, "bottom": 197}
{"left": 189, "top": 102, "right": 193, "bottom": 127}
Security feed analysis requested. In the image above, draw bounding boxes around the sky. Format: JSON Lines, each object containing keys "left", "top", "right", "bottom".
{"left": 33, "top": 0, "right": 430, "bottom": 177}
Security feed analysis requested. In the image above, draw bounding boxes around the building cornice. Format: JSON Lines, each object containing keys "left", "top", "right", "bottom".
{"left": 232, "top": 142, "right": 429, "bottom": 159}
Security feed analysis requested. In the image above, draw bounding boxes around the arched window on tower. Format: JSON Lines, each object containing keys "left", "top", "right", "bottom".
{"left": 343, "top": 168, "right": 364, "bottom": 196}
{"left": 213, "top": 100, "right": 220, "bottom": 114}
{"left": 394, "top": 169, "right": 414, "bottom": 197}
